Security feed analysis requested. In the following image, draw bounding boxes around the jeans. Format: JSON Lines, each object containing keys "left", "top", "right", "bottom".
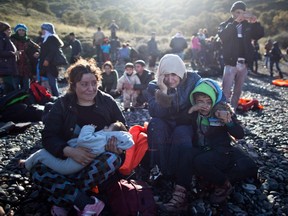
{"left": 222, "top": 64, "right": 248, "bottom": 110}
{"left": 47, "top": 71, "right": 59, "bottom": 97}
{"left": 147, "top": 118, "right": 193, "bottom": 179}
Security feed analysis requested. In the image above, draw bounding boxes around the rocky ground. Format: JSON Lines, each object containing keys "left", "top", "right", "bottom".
{"left": 0, "top": 63, "right": 287, "bottom": 216}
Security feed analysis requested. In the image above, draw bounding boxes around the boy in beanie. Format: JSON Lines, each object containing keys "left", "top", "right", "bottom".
{"left": 218, "top": 1, "right": 264, "bottom": 110}
{"left": 187, "top": 78, "right": 257, "bottom": 204}
{"left": 117, "top": 62, "right": 141, "bottom": 111}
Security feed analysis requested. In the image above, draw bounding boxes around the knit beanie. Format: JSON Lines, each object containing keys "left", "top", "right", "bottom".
{"left": 14, "top": 24, "right": 28, "bottom": 33}
{"left": 230, "top": 1, "right": 246, "bottom": 12}
{"left": 0, "top": 21, "right": 10, "bottom": 32}
{"left": 125, "top": 62, "right": 134, "bottom": 69}
{"left": 190, "top": 82, "right": 217, "bottom": 107}
{"left": 41, "top": 23, "right": 55, "bottom": 34}
{"left": 157, "top": 54, "right": 186, "bottom": 79}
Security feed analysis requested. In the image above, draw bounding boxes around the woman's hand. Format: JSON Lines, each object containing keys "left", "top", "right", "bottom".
{"left": 63, "top": 146, "right": 96, "bottom": 166}
{"left": 157, "top": 75, "right": 168, "bottom": 94}
{"left": 105, "top": 136, "right": 123, "bottom": 155}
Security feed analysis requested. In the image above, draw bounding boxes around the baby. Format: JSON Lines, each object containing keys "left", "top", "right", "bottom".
{"left": 22, "top": 121, "right": 134, "bottom": 175}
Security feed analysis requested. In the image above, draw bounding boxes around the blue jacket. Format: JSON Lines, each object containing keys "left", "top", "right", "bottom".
{"left": 146, "top": 71, "right": 201, "bottom": 124}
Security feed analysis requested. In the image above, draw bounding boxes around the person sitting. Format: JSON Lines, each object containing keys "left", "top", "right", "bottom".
{"left": 188, "top": 79, "right": 257, "bottom": 204}
{"left": 117, "top": 62, "right": 140, "bottom": 111}
{"left": 28, "top": 58, "right": 126, "bottom": 216}
{"left": 99, "top": 61, "right": 119, "bottom": 97}
{"left": 22, "top": 121, "right": 134, "bottom": 175}
{"left": 133, "top": 60, "right": 154, "bottom": 107}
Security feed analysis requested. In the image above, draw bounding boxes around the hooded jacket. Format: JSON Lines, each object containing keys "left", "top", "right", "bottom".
{"left": 0, "top": 32, "right": 18, "bottom": 76}
{"left": 146, "top": 54, "right": 201, "bottom": 124}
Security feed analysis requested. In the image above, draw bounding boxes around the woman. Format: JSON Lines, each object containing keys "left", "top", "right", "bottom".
{"left": 99, "top": 61, "right": 119, "bottom": 97}
{"left": 39, "top": 22, "right": 64, "bottom": 96}
{"left": 146, "top": 54, "right": 201, "bottom": 210}
{"left": 11, "top": 23, "right": 40, "bottom": 90}
{"left": 0, "top": 21, "right": 21, "bottom": 94}
{"left": 30, "top": 58, "right": 126, "bottom": 216}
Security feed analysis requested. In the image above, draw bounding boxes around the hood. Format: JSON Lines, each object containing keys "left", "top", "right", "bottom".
{"left": 156, "top": 54, "right": 186, "bottom": 83}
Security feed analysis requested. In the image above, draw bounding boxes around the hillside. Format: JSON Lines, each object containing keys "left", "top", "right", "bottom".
{"left": 1, "top": 0, "right": 288, "bottom": 55}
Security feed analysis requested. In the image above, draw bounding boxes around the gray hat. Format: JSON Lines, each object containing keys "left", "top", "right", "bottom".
{"left": 230, "top": 1, "right": 246, "bottom": 12}
{"left": 134, "top": 60, "right": 146, "bottom": 67}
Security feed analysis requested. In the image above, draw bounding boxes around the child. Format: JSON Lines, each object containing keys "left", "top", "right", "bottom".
{"left": 188, "top": 79, "right": 257, "bottom": 204}
{"left": 22, "top": 121, "right": 134, "bottom": 175}
{"left": 117, "top": 62, "right": 141, "bottom": 111}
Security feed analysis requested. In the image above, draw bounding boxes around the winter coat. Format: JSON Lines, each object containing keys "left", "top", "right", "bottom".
{"left": 169, "top": 36, "right": 188, "bottom": 53}
{"left": 39, "top": 35, "right": 63, "bottom": 77}
{"left": 100, "top": 70, "right": 119, "bottom": 93}
{"left": 146, "top": 71, "right": 201, "bottom": 124}
{"left": 133, "top": 69, "right": 154, "bottom": 91}
{"left": 10, "top": 34, "right": 39, "bottom": 77}
{"left": 117, "top": 71, "right": 141, "bottom": 94}
{"left": 41, "top": 90, "right": 126, "bottom": 159}
{"left": 0, "top": 32, "right": 17, "bottom": 76}
{"left": 218, "top": 18, "right": 264, "bottom": 66}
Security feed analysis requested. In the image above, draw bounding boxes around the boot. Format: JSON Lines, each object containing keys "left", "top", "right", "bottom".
{"left": 161, "top": 184, "right": 187, "bottom": 212}
{"left": 210, "top": 180, "right": 233, "bottom": 204}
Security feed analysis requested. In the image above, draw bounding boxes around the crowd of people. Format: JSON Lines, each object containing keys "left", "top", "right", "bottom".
{"left": 1, "top": 0, "right": 287, "bottom": 215}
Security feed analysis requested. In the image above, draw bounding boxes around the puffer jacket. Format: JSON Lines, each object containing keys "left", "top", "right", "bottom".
{"left": 218, "top": 18, "right": 264, "bottom": 67}
{"left": 0, "top": 32, "right": 17, "bottom": 76}
{"left": 42, "top": 90, "right": 126, "bottom": 159}
{"left": 146, "top": 71, "right": 201, "bottom": 124}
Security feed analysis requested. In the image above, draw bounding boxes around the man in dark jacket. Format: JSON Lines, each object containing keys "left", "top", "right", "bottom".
{"left": 133, "top": 60, "right": 154, "bottom": 107}
{"left": 218, "top": 1, "right": 264, "bottom": 110}
{"left": 68, "top": 32, "right": 82, "bottom": 64}
{"left": 169, "top": 32, "right": 188, "bottom": 60}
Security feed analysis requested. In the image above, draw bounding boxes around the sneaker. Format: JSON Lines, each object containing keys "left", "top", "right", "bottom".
{"left": 51, "top": 205, "right": 68, "bottom": 216}
{"left": 74, "top": 196, "right": 105, "bottom": 216}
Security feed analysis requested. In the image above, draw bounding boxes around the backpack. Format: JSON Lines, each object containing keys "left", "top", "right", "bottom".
{"left": 107, "top": 179, "right": 156, "bottom": 216}
{"left": 29, "top": 81, "right": 53, "bottom": 105}
{"left": 0, "top": 89, "right": 30, "bottom": 112}
{"left": 119, "top": 124, "right": 149, "bottom": 176}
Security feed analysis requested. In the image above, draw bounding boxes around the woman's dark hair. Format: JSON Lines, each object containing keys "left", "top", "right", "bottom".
{"left": 66, "top": 58, "right": 102, "bottom": 93}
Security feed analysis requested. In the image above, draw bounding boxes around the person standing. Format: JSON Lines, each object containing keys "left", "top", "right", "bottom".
{"left": 108, "top": 20, "right": 119, "bottom": 39}
{"left": 39, "top": 23, "right": 65, "bottom": 97}
{"left": 169, "top": 32, "right": 188, "bottom": 60}
{"left": 68, "top": 32, "right": 82, "bottom": 64}
{"left": 269, "top": 41, "right": 285, "bottom": 78}
{"left": 92, "top": 27, "right": 105, "bottom": 64}
{"left": 147, "top": 32, "right": 159, "bottom": 72}
{"left": 218, "top": 1, "right": 264, "bottom": 110}
{"left": 264, "top": 39, "right": 273, "bottom": 69}
{"left": 0, "top": 21, "right": 21, "bottom": 93}
{"left": 11, "top": 24, "right": 40, "bottom": 90}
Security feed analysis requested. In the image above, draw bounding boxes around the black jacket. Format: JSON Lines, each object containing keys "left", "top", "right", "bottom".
{"left": 134, "top": 69, "right": 153, "bottom": 91}
{"left": 0, "top": 32, "right": 17, "bottom": 76}
{"left": 191, "top": 113, "right": 244, "bottom": 149}
{"left": 39, "top": 35, "right": 63, "bottom": 77}
{"left": 218, "top": 18, "right": 264, "bottom": 66}
{"left": 42, "top": 90, "right": 126, "bottom": 159}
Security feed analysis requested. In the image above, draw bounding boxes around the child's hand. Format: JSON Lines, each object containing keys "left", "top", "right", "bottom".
{"left": 188, "top": 104, "right": 204, "bottom": 114}
{"left": 215, "top": 110, "right": 232, "bottom": 123}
